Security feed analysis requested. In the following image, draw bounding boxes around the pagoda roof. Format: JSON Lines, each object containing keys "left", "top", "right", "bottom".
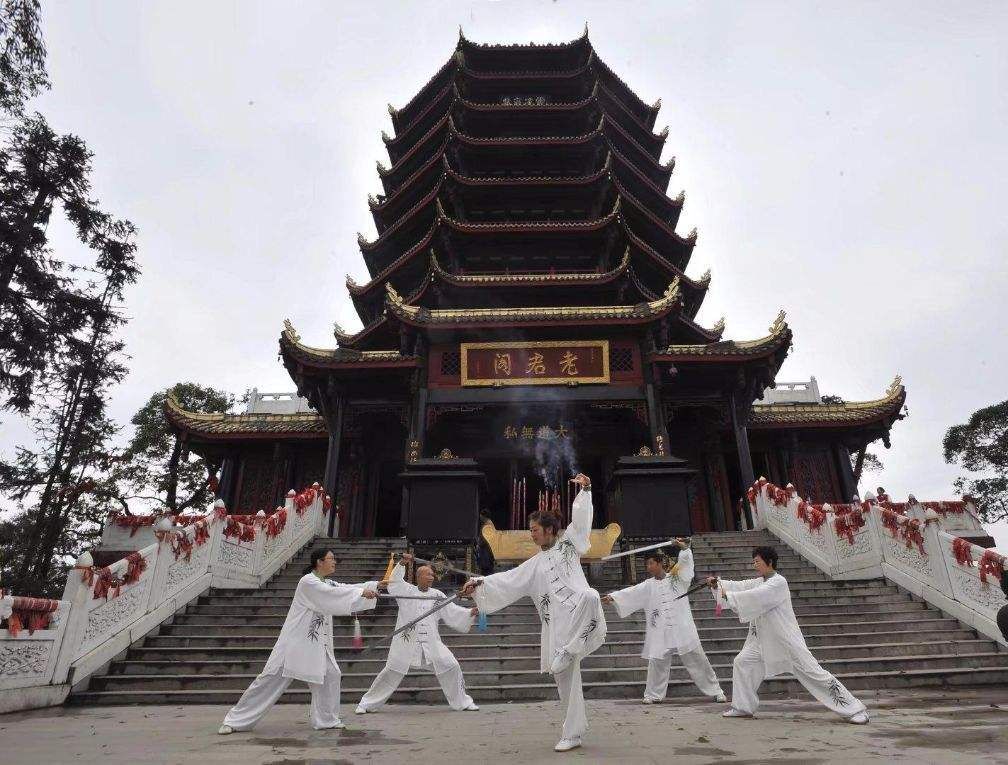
{"left": 280, "top": 319, "right": 416, "bottom": 367}
{"left": 750, "top": 377, "right": 907, "bottom": 429}
{"left": 651, "top": 311, "right": 793, "bottom": 363}
{"left": 164, "top": 392, "right": 326, "bottom": 441}
{"left": 385, "top": 81, "right": 666, "bottom": 162}
{"left": 428, "top": 249, "right": 631, "bottom": 288}
{"left": 384, "top": 277, "right": 684, "bottom": 329}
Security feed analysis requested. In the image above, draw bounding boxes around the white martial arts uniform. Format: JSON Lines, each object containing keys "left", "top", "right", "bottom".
{"left": 716, "top": 572, "right": 866, "bottom": 718}
{"left": 609, "top": 548, "right": 724, "bottom": 701}
{"left": 472, "top": 486, "right": 607, "bottom": 741}
{"left": 357, "top": 563, "right": 476, "bottom": 711}
{"left": 222, "top": 573, "right": 378, "bottom": 730}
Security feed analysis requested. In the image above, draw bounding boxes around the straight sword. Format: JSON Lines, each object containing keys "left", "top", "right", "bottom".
{"left": 376, "top": 593, "right": 445, "bottom": 601}
{"left": 601, "top": 539, "right": 678, "bottom": 561}
{"left": 674, "top": 577, "right": 719, "bottom": 600}
{"left": 359, "top": 592, "right": 468, "bottom": 652}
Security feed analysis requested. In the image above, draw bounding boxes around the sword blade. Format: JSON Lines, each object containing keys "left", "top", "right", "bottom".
{"left": 674, "top": 579, "right": 716, "bottom": 600}
{"left": 360, "top": 592, "right": 465, "bottom": 652}
{"left": 376, "top": 593, "right": 444, "bottom": 601}
{"left": 600, "top": 539, "right": 676, "bottom": 561}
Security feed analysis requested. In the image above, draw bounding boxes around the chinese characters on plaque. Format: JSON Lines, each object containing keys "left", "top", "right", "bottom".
{"left": 460, "top": 341, "right": 609, "bottom": 386}
{"left": 504, "top": 423, "right": 570, "bottom": 440}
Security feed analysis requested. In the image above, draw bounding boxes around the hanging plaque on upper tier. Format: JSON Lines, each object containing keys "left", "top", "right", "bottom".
{"left": 460, "top": 340, "right": 610, "bottom": 387}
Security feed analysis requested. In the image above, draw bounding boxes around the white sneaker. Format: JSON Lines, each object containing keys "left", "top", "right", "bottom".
{"left": 722, "top": 708, "right": 752, "bottom": 718}
{"left": 714, "top": 692, "right": 728, "bottom": 703}
{"left": 354, "top": 705, "right": 368, "bottom": 715}
{"left": 312, "top": 719, "right": 346, "bottom": 730}
{"left": 554, "top": 736, "right": 582, "bottom": 752}
{"left": 848, "top": 711, "right": 869, "bottom": 725}
{"left": 549, "top": 650, "right": 574, "bottom": 675}
{"left": 641, "top": 698, "right": 655, "bottom": 705}
{"left": 463, "top": 702, "right": 480, "bottom": 711}
{"left": 217, "top": 725, "right": 234, "bottom": 735}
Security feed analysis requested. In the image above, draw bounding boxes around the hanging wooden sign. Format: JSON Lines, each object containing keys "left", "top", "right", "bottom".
{"left": 460, "top": 340, "right": 610, "bottom": 387}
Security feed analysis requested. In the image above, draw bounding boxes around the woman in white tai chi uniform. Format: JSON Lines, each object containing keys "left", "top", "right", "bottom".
{"left": 710, "top": 545, "right": 869, "bottom": 724}
{"left": 461, "top": 473, "right": 606, "bottom": 753}
{"left": 355, "top": 553, "right": 479, "bottom": 714}
{"left": 218, "top": 549, "right": 379, "bottom": 734}
{"left": 603, "top": 539, "right": 726, "bottom": 704}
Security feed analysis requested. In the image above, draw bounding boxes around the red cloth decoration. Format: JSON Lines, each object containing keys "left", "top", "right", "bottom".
{"left": 239, "top": 522, "right": 256, "bottom": 543}
{"left": 322, "top": 495, "right": 332, "bottom": 514}
{"left": 921, "top": 501, "right": 967, "bottom": 516}
{"left": 979, "top": 549, "right": 1005, "bottom": 584}
{"left": 93, "top": 567, "right": 122, "bottom": 600}
{"left": 109, "top": 512, "right": 157, "bottom": 536}
{"left": 796, "top": 501, "right": 826, "bottom": 533}
{"left": 952, "top": 537, "right": 974, "bottom": 568}
{"left": 214, "top": 503, "right": 228, "bottom": 522}
{"left": 832, "top": 505, "right": 866, "bottom": 544}
{"left": 880, "top": 508, "right": 901, "bottom": 538}
{"left": 172, "top": 533, "right": 194, "bottom": 562}
{"left": 123, "top": 552, "right": 147, "bottom": 585}
{"left": 223, "top": 516, "right": 242, "bottom": 540}
{"left": 265, "top": 508, "right": 288, "bottom": 538}
{"left": 900, "top": 518, "right": 925, "bottom": 555}
{"left": 192, "top": 519, "right": 210, "bottom": 547}
{"left": 5, "top": 597, "right": 60, "bottom": 637}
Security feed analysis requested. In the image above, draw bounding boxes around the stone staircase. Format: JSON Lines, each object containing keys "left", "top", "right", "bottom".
{"left": 70, "top": 530, "right": 1008, "bottom": 706}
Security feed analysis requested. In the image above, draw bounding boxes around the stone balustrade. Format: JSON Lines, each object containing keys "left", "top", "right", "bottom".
{"left": 747, "top": 477, "right": 1006, "bottom": 646}
{"left": 0, "top": 484, "right": 331, "bottom": 713}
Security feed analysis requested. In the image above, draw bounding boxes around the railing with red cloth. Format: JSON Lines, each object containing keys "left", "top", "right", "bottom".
{"left": 2, "top": 596, "right": 60, "bottom": 637}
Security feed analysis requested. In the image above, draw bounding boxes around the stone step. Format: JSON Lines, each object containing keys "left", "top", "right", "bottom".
{"left": 86, "top": 652, "right": 1008, "bottom": 692}
{"left": 115, "top": 639, "right": 1000, "bottom": 677}
{"left": 179, "top": 597, "right": 929, "bottom": 622}
{"left": 195, "top": 582, "right": 901, "bottom": 607}
{"left": 70, "top": 665, "right": 1008, "bottom": 707}
{"left": 142, "top": 619, "right": 973, "bottom": 650}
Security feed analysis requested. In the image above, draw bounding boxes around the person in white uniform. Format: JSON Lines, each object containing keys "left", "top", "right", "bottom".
{"left": 710, "top": 545, "right": 869, "bottom": 724}
{"left": 355, "top": 553, "right": 479, "bottom": 713}
{"left": 461, "top": 473, "right": 606, "bottom": 753}
{"left": 218, "top": 549, "right": 379, "bottom": 734}
{"left": 603, "top": 539, "right": 726, "bottom": 704}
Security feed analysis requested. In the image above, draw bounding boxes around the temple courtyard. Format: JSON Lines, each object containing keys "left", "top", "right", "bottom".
{"left": 1, "top": 687, "right": 1006, "bottom": 764}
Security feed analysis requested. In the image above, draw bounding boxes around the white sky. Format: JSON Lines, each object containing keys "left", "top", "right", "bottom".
{"left": 2, "top": 1, "right": 1006, "bottom": 547}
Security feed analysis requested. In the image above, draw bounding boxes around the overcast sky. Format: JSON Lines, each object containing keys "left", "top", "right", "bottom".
{"left": 2, "top": 1, "right": 1006, "bottom": 546}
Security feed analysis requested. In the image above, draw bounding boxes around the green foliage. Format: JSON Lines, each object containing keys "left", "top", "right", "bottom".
{"left": 117, "top": 383, "right": 237, "bottom": 514}
{"left": 0, "top": 0, "right": 48, "bottom": 114}
{"left": 943, "top": 400, "right": 1008, "bottom": 524}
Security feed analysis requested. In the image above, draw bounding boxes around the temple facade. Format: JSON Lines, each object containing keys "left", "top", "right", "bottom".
{"left": 166, "top": 30, "right": 906, "bottom": 541}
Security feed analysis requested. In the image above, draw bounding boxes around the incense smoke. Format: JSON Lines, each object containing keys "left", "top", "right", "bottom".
{"left": 533, "top": 425, "right": 578, "bottom": 489}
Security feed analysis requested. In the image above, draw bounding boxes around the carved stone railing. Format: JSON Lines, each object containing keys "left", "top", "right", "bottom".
{"left": 0, "top": 483, "right": 330, "bottom": 713}
{"left": 747, "top": 478, "right": 1006, "bottom": 646}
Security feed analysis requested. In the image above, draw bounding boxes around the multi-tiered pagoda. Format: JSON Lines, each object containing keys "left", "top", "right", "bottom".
{"left": 166, "top": 30, "right": 906, "bottom": 541}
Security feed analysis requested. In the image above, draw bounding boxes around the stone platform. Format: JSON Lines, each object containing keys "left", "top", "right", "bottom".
{"left": 3, "top": 688, "right": 1007, "bottom": 764}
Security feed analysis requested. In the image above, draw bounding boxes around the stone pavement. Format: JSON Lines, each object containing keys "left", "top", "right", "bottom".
{"left": 2, "top": 687, "right": 1007, "bottom": 764}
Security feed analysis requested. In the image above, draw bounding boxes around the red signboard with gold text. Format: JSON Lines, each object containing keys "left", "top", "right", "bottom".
{"left": 460, "top": 341, "right": 610, "bottom": 387}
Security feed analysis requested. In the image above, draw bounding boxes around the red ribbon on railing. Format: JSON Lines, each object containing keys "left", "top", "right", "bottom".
{"left": 921, "top": 501, "right": 968, "bottom": 516}
{"left": 192, "top": 519, "right": 210, "bottom": 547}
{"left": 171, "top": 533, "right": 194, "bottom": 562}
{"left": 979, "top": 549, "right": 1005, "bottom": 585}
{"left": 93, "top": 567, "right": 122, "bottom": 600}
{"left": 952, "top": 537, "right": 974, "bottom": 567}
{"left": 880, "top": 508, "right": 901, "bottom": 539}
{"left": 4, "top": 597, "right": 59, "bottom": 637}
{"left": 265, "top": 508, "right": 287, "bottom": 538}
{"left": 900, "top": 518, "right": 925, "bottom": 555}
{"left": 832, "top": 505, "right": 866, "bottom": 544}
{"left": 123, "top": 552, "right": 147, "bottom": 585}
{"left": 796, "top": 500, "right": 826, "bottom": 533}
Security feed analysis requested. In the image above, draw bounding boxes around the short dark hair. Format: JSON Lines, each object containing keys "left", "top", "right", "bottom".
{"left": 528, "top": 510, "right": 561, "bottom": 535}
{"left": 752, "top": 545, "right": 778, "bottom": 569}
{"left": 304, "top": 548, "right": 334, "bottom": 575}
{"left": 644, "top": 551, "right": 665, "bottom": 565}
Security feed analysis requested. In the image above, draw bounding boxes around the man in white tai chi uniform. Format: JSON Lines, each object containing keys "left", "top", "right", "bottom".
{"left": 355, "top": 553, "right": 479, "bottom": 714}
{"left": 461, "top": 473, "right": 606, "bottom": 753}
{"left": 218, "top": 549, "right": 378, "bottom": 734}
{"left": 603, "top": 539, "right": 726, "bottom": 704}
{"left": 710, "top": 545, "right": 869, "bottom": 724}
